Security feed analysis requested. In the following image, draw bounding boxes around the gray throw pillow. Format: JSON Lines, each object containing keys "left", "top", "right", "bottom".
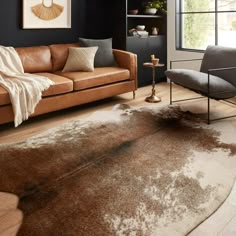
{"left": 78, "top": 38, "right": 117, "bottom": 67}
{"left": 165, "top": 69, "right": 236, "bottom": 99}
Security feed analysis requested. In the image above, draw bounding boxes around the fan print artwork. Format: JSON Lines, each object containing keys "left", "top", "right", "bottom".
{"left": 23, "top": 0, "right": 71, "bottom": 28}
{"left": 31, "top": 0, "right": 64, "bottom": 20}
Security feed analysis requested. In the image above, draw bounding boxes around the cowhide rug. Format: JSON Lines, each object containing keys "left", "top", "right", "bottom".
{"left": 0, "top": 104, "right": 236, "bottom": 236}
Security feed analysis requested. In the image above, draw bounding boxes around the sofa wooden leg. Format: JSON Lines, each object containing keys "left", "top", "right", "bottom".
{"left": 133, "top": 91, "right": 136, "bottom": 99}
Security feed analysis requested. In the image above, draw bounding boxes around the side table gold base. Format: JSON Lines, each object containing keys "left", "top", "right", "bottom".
{"left": 145, "top": 95, "right": 161, "bottom": 103}
{"left": 143, "top": 62, "right": 165, "bottom": 104}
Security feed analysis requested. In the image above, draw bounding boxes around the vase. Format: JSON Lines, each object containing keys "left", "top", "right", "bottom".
{"left": 144, "top": 8, "right": 157, "bottom": 15}
{"left": 152, "top": 27, "right": 159, "bottom": 35}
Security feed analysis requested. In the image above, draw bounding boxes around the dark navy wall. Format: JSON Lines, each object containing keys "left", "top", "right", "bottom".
{"left": 0, "top": 0, "right": 113, "bottom": 47}
{"left": 85, "top": 0, "right": 113, "bottom": 39}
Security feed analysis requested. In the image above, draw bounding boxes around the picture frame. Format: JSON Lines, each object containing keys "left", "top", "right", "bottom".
{"left": 23, "top": 0, "right": 71, "bottom": 29}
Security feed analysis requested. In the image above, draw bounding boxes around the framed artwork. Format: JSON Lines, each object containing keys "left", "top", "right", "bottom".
{"left": 23, "top": 0, "right": 71, "bottom": 29}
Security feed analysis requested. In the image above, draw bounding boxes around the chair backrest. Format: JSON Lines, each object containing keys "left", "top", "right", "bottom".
{"left": 200, "top": 45, "right": 236, "bottom": 86}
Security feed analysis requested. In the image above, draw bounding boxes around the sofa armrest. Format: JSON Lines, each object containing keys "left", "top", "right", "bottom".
{"left": 113, "top": 49, "right": 138, "bottom": 89}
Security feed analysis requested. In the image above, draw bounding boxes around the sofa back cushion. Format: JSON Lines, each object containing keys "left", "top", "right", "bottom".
{"left": 49, "top": 43, "right": 80, "bottom": 72}
{"left": 15, "top": 46, "right": 52, "bottom": 73}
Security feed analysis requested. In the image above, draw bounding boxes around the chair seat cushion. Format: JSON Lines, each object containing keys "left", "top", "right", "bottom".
{"left": 55, "top": 67, "right": 130, "bottom": 91}
{"left": 165, "top": 69, "right": 236, "bottom": 99}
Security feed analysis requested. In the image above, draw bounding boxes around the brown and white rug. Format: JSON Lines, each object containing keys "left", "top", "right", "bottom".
{"left": 0, "top": 104, "right": 236, "bottom": 236}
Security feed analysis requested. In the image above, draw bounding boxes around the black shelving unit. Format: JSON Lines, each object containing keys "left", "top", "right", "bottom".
{"left": 112, "top": 0, "right": 167, "bottom": 87}
{"left": 127, "top": 14, "right": 163, "bottom": 18}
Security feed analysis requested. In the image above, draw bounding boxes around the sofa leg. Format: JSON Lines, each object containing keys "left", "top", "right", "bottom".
{"left": 133, "top": 91, "right": 136, "bottom": 99}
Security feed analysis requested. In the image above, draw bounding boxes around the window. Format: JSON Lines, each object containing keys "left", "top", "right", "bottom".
{"left": 176, "top": 0, "right": 236, "bottom": 51}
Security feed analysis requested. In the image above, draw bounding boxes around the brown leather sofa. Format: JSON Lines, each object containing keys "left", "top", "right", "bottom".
{"left": 0, "top": 43, "right": 137, "bottom": 125}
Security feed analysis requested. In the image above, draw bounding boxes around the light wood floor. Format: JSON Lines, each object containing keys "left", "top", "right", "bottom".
{"left": 0, "top": 82, "right": 236, "bottom": 235}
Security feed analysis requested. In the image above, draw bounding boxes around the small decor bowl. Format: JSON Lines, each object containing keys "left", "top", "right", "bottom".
{"left": 152, "top": 58, "right": 159, "bottom": 65}
{"left": 136, "top": 25, "right": 145, "bottom": 31}
{"left": 145, "top": 8, "right": 157, "bottom": 15}
{"left": 128, "top": 9, "right": 139, "bottom": 15}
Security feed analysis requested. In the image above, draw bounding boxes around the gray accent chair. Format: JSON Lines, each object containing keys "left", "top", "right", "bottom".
{"left": 165, "top": 45, "right": 236, "bottom": 124}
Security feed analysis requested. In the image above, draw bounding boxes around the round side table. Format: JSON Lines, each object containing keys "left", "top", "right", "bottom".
{"left": 143, "top": 62, "right": 165, "bottom": 103}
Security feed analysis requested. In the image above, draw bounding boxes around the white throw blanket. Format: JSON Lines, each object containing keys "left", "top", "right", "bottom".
{"left": 0, "top": 45, "right": 54, "bottom": 127}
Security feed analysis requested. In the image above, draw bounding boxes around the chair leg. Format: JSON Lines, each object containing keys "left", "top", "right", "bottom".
{"left": 169, "top": 79, "right": 213, "bottom": 124}
{"left": 170, "top": 81, "right": 173, "bottom": 105}
{"left": 207, "top": 96, "right": 210, "bottom": 124}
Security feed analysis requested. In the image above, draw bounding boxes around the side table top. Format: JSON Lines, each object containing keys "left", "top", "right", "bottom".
{"left": 143, "top": 62, "right": 165, "bottom": 68}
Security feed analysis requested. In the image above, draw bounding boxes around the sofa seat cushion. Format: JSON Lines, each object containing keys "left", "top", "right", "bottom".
{"left": 55, "top": 67, "right": 130, "bottom": 91}
{"left": 34, "top": 73, "right": 73, "bottom": 97}
{"left": 0, "top": 73, "right": 73, "bottom": 106}
{"left": 0, "top": 86, "right": 10, "bottom": 106}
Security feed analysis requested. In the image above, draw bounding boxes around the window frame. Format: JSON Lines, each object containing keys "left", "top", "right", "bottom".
{"left": 176, "top": 0, "right": 236, "bottom": 52}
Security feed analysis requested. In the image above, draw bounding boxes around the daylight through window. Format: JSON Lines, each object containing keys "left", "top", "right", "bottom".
{"left": 176, "top": 0, "right": 236, "bottom": 50}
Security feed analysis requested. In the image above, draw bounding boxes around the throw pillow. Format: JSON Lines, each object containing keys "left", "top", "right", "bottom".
{"left": 62, "top": 47, "right": 98, "bottom": 72}
{"left": 78, "top": 38, "right": 117, "bottom": 67}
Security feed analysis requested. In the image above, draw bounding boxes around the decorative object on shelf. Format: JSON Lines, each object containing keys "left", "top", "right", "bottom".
{"left": 129, "top": 28, "right": 149, "bottom": 37}
{"left": 143, "top": 0, "right": 167, "bottom": 15}
{"left": 23, "top": 0, "right": 71, "bottom": 29}
{"left": 151, "top": 27, "right": 159, "bottom": 35}
{"left": 145, "top": 8, "right": 157, "bottom": 15}
{"left": 136, "top": 25, "right": 145, "bottom": 31}
{"left": 128, "top": 9, "right": 139, "bottom": 15}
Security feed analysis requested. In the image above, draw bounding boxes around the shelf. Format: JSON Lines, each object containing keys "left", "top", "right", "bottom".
{"left": 127, "top": 35, "right": 165, "bottom": 38}
{"left": 112, "top": 0, "right": 167, "bottom": 87}
{"left": 127, "top": 14, "right": 163, "bottom": 18}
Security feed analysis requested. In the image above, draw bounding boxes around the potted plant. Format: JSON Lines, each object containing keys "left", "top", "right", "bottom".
{"left": 143, "top": 0, "right": 166, "bottom": 15}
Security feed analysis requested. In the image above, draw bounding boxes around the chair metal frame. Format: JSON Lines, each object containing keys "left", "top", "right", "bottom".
{"left": 169, "top": 58, "right": 236, "bottom": 124}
